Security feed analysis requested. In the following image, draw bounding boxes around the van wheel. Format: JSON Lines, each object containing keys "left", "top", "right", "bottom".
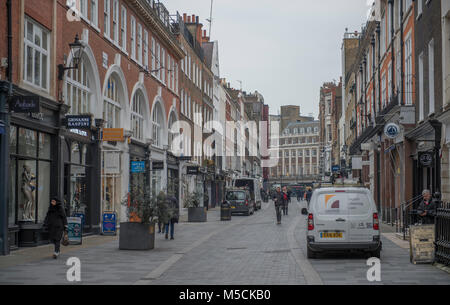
{"left": 371, "top": 248, "right": 381, "bottom": 259}
{"left": 307, "top": 247, "right": 316, "bottom": 259}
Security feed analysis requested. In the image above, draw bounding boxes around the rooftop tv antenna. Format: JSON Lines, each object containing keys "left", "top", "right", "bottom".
{"left": 206, "top": 0, "right": 213, "bottom": 38}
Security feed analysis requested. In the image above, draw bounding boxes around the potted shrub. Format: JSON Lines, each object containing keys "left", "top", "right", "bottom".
{"left": 119, "top": 187, "right": 169, "bottom": 250}
{"left": 184, "top": 191, "right": 207, "bottom": 223}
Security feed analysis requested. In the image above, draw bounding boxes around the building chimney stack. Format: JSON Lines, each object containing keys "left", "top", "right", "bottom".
{"left": 183, "top": 13, "right": 187, "bottom": 23}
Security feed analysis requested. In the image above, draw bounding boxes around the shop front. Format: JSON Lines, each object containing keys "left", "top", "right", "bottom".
{"left": 62, "top": 123, "right": 101, "bottom": 235}
{"left": 151, "top": 151, "right": 165, "bottom": 196}
{"left": 167, "top": 152, "right": 180, "bottom": 200}
{"left": 7, "top": 90, "right": 60, "bottom": 248}
{"left": 129, "top": 140, "right": 149, "bottom": 201}
{"left": 406, "top": 120, "right": 442, "bottom": 199}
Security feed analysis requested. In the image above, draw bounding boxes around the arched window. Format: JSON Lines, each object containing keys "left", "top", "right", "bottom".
{"left": 103, "top": 76, "right": 122, "bottom": 128}
{"left": 66, "top": 57, "right": 90, "bottom": 114}
{"left": 168, "top": 111, "right": 178, "bottom": 153}
{"left": 131, "top": 91, "right": 144, "bottom": 140}
{"left": 152, "top": 103, "right": 163, "bottom": 148}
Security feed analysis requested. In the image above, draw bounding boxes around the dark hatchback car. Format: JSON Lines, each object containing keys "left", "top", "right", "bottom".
{"left": 225, "top": 189, "right": 254, "bottom": 216}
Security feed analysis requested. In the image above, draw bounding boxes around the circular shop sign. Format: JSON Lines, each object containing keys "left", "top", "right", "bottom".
{"left": 419, "top": 153, "right": 433, "bottom": 167}
{"left": 384, "top": 123, "right": 400, "bottom": 139}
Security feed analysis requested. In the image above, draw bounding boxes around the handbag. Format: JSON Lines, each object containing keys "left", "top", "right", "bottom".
{"left": 61, "top": 231, "right": 69, "bottom": 246}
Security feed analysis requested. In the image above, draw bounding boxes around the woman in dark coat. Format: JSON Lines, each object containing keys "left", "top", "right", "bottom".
{"left": 44, "top": 197, "right": 68, "bottom": 259}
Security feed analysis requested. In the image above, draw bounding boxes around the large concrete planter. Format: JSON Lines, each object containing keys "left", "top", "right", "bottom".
{"left": 188, "top": 207, "right": 207, "bottom": 223}
{"left": 119, "top": 222, "right": 155, "bottom": 250}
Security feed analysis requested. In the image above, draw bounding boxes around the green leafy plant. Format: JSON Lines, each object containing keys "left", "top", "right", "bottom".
{"left": 183, "top": 191, "right": 202, "bottom": 208}
{"left": 122, "top": 186, "right": 169, "bottom": 224}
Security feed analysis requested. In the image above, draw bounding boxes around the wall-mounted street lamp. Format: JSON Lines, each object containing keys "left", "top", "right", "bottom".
{"left": 58, "top": 34, "right": 85, "bottom": 80}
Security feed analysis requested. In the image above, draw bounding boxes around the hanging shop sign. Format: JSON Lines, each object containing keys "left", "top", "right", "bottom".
{"left": 102, "top": 128, "right": 124, "bottom": 142}
{"left": 152, "top": 161, "right": 164, "bottom": 170}
{"left": 102, "top": 212, "right": 117, "bottom": 236}
{"left": 67, "top": 217, "right": 83, "bottom": 245}
{"left": 9, "top": 96, "right": 40, "bottom": 113}
{"left": 419, "top": 152, "right": 433, "bottom": 167}
{"left": 384, "top": 123, "right": 400, "bottom": 139}
{"left": 66, "top": 115, "right": 92, "bottom": 129}
{"left": 187, "top": 166, "right": 199, "bottom": 175}
{"left": 131, "top": 161, "right": 146, "bottom": 173}
{"left": 331, "top": 165, "right": 341, "bottom": 172}
{"left": 352, "top": 157, "right": 362, "bottom": 170}
{"left": 104, "top": 151, "right": 121, "bottom": 174}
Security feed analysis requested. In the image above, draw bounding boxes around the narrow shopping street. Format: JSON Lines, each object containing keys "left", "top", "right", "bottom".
{"left": 0, "top": 199, "right": 448, "bottom": 285}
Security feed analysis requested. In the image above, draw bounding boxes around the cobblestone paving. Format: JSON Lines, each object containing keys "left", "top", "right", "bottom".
{"left": 0, "top": 200, "right": 449, "bottom": 285}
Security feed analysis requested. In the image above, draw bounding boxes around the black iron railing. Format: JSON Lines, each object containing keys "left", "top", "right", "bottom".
{"left": 435, "top": 202, "right": 450, "bottom": 266}
{"left": 399, "top": 194, "right": 424, "bottom": 240}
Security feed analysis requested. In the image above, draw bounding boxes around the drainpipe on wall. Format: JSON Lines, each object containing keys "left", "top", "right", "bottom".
{"left": 0, "top": 0, "right": 13, "bottom": 255}
{"left": 400, "top": 0, "right": 405, "bottom": 106}
{"left": 389, "top": 0, "right": 396, "bottom": 101}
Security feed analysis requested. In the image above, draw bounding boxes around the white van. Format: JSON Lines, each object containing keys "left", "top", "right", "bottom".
{"left": 301, "top": 187, "right": 382, "bottom": 259}
{"left": 233, "top": 178, "right": 262, "bottom": 211}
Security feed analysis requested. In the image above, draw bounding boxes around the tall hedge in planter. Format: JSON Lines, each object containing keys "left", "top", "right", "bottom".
{"left": 119, "top": 187, "right": 169, "bottom": 250}
{"left": 184, "top": 191, "right": 207, "bottom": 223}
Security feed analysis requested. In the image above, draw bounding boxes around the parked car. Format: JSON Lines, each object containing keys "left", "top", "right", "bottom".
{"left": 225, "top": 189, "right": 254, "bottom": 216}
{"left": 301, "top": 187, "right": 382, "bottom": 259}
{"left": 233, "top": 178, "right": 262, "bottom": 211}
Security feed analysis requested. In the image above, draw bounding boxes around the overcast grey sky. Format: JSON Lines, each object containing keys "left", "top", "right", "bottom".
{"left": 162, "top": 0, "right": 373, "bottom": 118}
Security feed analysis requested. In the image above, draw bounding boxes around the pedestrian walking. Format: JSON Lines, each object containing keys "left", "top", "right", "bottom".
{"left": 282, "top": 186, "right": 290, "bottom": 216}
{"left": 43, "top": 197, "right": 68, "bottom": 259}
{"left": 158, "top": 221, "right": 165, "bottom": 234}
{"left": 165, "top": 195, "right": 179, "bottom": 240}
{"left": 306, "top": 188, "right": 313, "bottom": 205}
{"left": 272, "top": 187, "right": 284, "bottom": 225}
{"left": 417, "top": 189, "right": 438, "bottom": 224}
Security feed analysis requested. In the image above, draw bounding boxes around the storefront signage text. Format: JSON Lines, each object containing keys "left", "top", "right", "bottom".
{"left": 419, "top": 152, "right": 433, "bottom": 167}
{"left": 69, "top": 129, "right": 89, "bottom": 137}
{"left": 102, "top": 128, "right": 124, "bottom": 142}
{"left": 384, "top": 123, "right": 400, "bottom": 139}
{"left": 152, "top": 161, "right": 164, "bottom": 170}
{"left": 187, "top": 166, "right": 199, "bottom": 175}
{"left": 67, "top": 217, "right": 83, "bottom": 245}
{"left": 66, "top": 115, "right": 92, "bottom": 129}
{"left": 9, "top": 96, "right": 40, "bottom": 113}
{"left": 102, "top": 212, "right": 117, "bottom": 236}
{"left": 29, "top": 112, "right": 44, "bottom": 121}
{"left": 131, "top": 161, "right": 146, "bottom": 173}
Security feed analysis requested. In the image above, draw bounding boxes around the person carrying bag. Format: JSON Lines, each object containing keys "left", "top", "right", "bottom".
{"left": 44, "top": 197, "right": 68, "bottom": 259}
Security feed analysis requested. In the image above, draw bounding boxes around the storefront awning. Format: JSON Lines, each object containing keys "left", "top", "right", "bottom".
{"left": 405, "top": 120, "right": 441, "bottom": 143}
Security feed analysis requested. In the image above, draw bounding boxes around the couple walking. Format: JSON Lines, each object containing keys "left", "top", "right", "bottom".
{"left": 272, "top": 186, "right": 290, "bottom": 225}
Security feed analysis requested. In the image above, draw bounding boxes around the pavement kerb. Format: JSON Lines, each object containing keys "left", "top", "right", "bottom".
{"left": 289, "top": 201, "right": 323, "bottom": 285}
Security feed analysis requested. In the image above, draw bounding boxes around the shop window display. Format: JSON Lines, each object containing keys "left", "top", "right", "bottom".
{"left": 9, "top": 126, "right": 52, "bottom": 223}
{"left": 102, "top": 151, "right": 122, "bottom": 217}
